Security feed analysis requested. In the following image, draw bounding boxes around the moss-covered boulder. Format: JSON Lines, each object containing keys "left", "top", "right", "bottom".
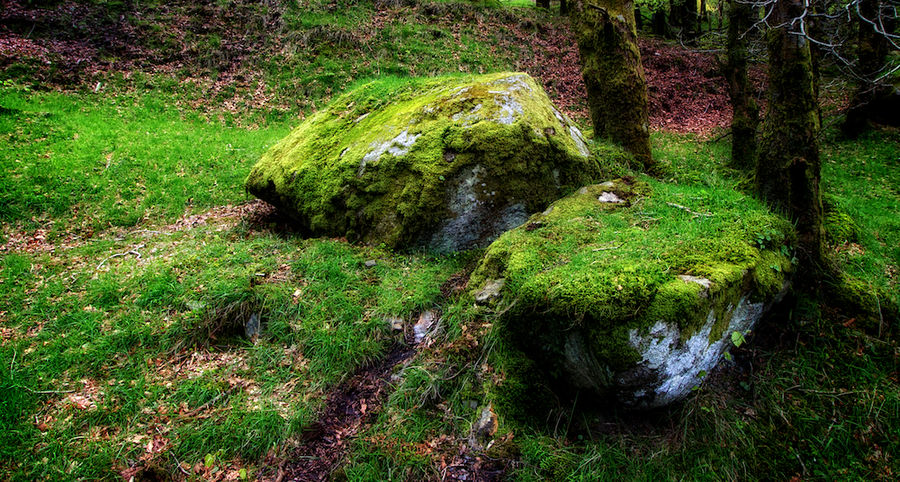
{"left": 472, "top": 179, "right": 795, "bottom": 408}
{"left": 245, "top": 73, "right": 608, "bottom": 252}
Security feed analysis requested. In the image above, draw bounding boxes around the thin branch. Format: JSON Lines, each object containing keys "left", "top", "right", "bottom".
{"left": 666, "top": 202, "right": 714, "bottom": 217}
{"left": 96, "top": 244, "right": 145, "bottom": 270}
{"left": 22, "top": 386, "right": 76, "bottom": 395}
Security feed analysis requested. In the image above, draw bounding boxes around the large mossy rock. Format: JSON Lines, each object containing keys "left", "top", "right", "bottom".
{"left": 472, "top": 179, "right": 795, "bottom": 408}
{"left": 245, "top": 72, "right": 608, "bottom": 252}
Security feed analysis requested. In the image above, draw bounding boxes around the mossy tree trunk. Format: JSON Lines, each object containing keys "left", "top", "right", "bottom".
{"left": 651, "top": 9, "right": 668, "bottom": 36}
{"left": 724, "top": 0, "right": 759, "bottom": 171}
{"left": 570, "top": 0, "right": 654, "bottom": 169}
{"left": 669, "top": 0, "right": 697, "bottom": 40}
{"left": 561, "top": 0, "right": 570, "bottom": 14}
{"left": 698, "top": 0, "right": 706, "bottom": 33}
{"left": 842, "top": 0, "right": 896, "bottom": 138}
{"left": 757, "top": 0, "right": 825, "bottom": 270}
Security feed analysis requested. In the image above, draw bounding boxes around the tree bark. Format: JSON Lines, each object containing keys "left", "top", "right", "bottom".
{"left": 537, "top": 0, "right": 551, "bottom": 9}
{"left": 651, "top": 9, "right": 668, "bottom": 36}
{"left": 724, "top": 0, "right": 759, "bottom": 171}
{"left": 699, "top": 0, "right": 706, "bottom": 34}
{"left": 570, "top": 0, "right": 654, "bottom": 169}
{"left": 757, "top": 0, "right": 825, "bottom": 270}
{"left": 561, "top": 0, "right": 570, "bottom": 15}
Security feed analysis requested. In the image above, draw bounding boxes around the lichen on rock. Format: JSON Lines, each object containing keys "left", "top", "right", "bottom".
{"left": 472, "top": 178, "right": 796, "bottom": 408}
{"left": 245, "top": 72, "right": 612, "bottom": 252}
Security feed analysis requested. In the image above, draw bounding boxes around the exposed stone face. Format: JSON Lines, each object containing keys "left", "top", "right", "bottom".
{"left": 245, "top": 72, "right": 607, "bottom": 252}
{"left": 614, "top": 278, "right": 786, "bottom": 407}
{"left": 472, "top": 179, "right": 795, "bottom": 408}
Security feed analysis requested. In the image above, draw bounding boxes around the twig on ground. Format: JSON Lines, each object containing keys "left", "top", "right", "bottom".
{"left": 130, "top": 229, "right": 172, "bottom": 236}
{"left": 160, "top": 426, "right": 192, "bottom": 475}
{"left": 666, "top": 202, "right": 713, "bottom": 218}
{"left": 178, "top": 389, "right": 233, "bottom": 419}
{"left": 96, "top": 244, "right": 145, "bottom": 270}
{"left": 170, "top": 452, "right": 191, "bottom": 476}
{"left": 592, "top": 244, "right": 623, "bottom": 251}
{"left": 709, "top": 129, "right": 733, "bottom": 144}
{"left": 22, "top": 386, "right": 76, "bottom": 395}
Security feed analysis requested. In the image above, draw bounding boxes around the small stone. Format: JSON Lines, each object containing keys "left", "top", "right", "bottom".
{"left": 678, "top": 275, "right": 712, "bottom": 298}
{"left": 364, "top": 259, "right": 377, "bottom": 268}
{"left": 413, "top": 310, "right": 439, "bottom": 343}
{"left": 474, "top": 279, "right": 505, "bottom": 304}
{"left": 387, "top": 317, "right": 404, "bottom": 331}
{"left": 245, "top": 313, "right": 261, "bottom": 343}
{"left": 598, "top": 192, "right": 624, "bottom": 203}
{"left": 474, "top": 404, "right": 498, "bottom": 442}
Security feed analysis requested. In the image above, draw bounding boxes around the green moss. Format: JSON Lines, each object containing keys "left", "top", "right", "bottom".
{"left": 642, "top": 279, "right": 707, "bottom": 333}
{"left": 486, "top": 337, "right": 558, "bottom": 424}
{"left": 246, "top": 72, "right": 613, "bottom": 250}
{"left": 824, "top": 208, "right": 860, "bottom": 245}
{"left": 827, "top": 274, "right": 898, "bottom": 335}
{"left": 472, "top": 176, "right": 795, "bottom": 398}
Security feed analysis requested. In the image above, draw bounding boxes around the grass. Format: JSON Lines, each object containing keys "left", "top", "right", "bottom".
{"left": 821, "top": 129, "right": 900, "bottom": 310}
{"left": 0, "top": 84, "right": 289, "bottom": 234}
{"left": 0, "top": 213, "right": 463, "bottom": 478}
{"left": 1, "top": 82, "right": 897, "bottom": 482}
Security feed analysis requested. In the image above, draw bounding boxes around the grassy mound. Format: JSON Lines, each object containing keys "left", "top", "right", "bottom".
{"left": 471, "top": 176, "right": 795, "bottom": 405}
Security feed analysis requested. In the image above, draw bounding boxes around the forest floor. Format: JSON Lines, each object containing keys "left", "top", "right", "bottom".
{"left": 1, "top": 1, "right": 898, "bottom": 480}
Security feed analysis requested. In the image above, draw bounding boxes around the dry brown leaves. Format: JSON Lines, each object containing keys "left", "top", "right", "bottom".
{"left": 0, "top": 227, "right": 86, "bottom": 254}
{"left": 164, "top": 200, "right": 274, "bottom": 233}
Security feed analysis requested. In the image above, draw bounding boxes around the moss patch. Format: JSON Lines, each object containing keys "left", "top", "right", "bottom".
{"left": 471, "top": 177, "right": 795, "bottom": 400}
{"left": 245, "top": 73, "right": 617, "bottom": 251}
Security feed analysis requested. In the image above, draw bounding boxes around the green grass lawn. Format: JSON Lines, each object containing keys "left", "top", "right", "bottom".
{"left": 1, "top": 0, "right": 898, "bottom": 478}
{"left": 0, "top": 86, "right": 289, "bottom": 234}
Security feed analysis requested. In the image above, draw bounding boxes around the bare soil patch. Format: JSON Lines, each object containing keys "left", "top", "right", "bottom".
{"left": 269, "top": 344, "right": 415, "bottom": 482}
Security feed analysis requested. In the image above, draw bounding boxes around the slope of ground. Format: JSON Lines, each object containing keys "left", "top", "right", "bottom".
{"left": 2, "top": 0, "right": 755, "bottom": 134}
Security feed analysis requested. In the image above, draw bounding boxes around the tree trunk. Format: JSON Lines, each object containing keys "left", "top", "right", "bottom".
{"left": 757, "top": 0, "right": 825, "bottom": 270}
{"left": 560, "top": 0, "right": 570, "bottom": 15}
{"left": 651, "top": 10, "right": 668, "bottom": 36}
{"left": 724, "top": 0, "right": 759, "bottom": 171}
{"left": 669, "top": 0, "right": 696, "bottom": 41}
{"left": 841, "top": 0, "right": 897, "bottom": 137}
{"left": 698, "top": 0, "right": 706, "bottom": 34}
{"left": 570, "top": 0, "right": 653, "bottom": 169}
{"left": 537, "top": 0, "right": 551, "bottom": 9}
{"left": 716, "top": 0, "right": 722, "bottom": 30}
